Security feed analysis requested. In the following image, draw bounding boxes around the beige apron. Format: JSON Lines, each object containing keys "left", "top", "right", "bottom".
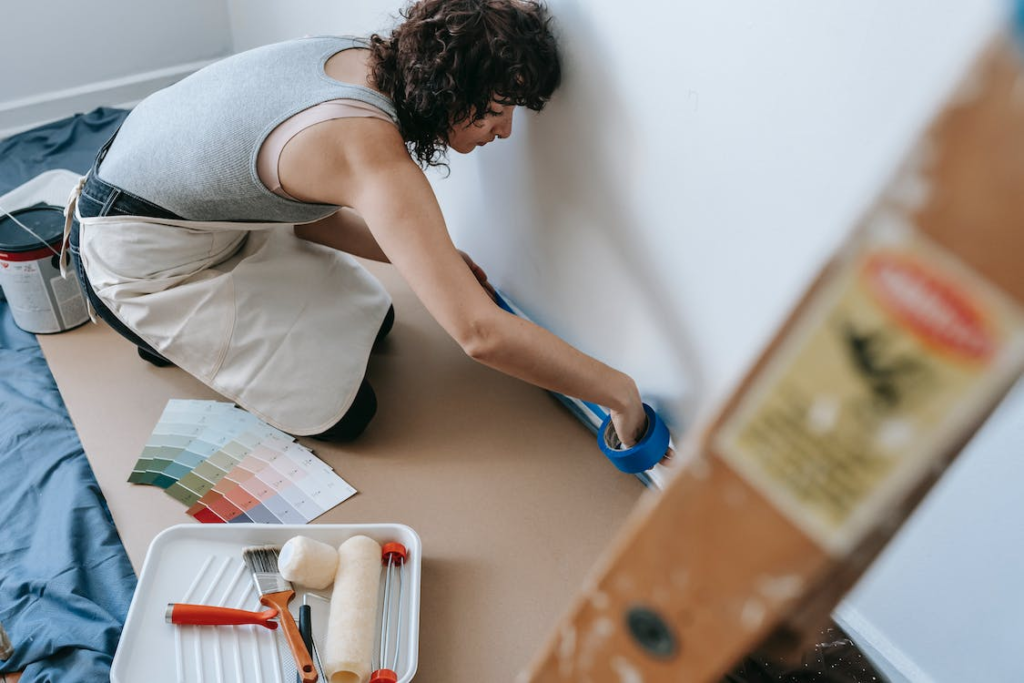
{"left": 63, "top": 177, "right": 391, "bottom": 435}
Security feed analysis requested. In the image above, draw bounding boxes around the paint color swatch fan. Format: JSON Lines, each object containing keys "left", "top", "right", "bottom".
{"left": 130, "top": 399, "right": 356, "bottom": 524}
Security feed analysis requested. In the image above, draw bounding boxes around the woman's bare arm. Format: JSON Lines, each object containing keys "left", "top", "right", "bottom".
{"left": 280, "top": 117, "right": 648, "bottom": 443}
{"left": 295, "top": 207, "right": 390, "bottom": 263}
{"left": 342, "top": 128, "right": 647, "bottom": 442}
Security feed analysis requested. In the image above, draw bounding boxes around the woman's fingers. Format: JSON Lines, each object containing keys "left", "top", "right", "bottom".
{"left": 459, "top": 250, "right": 497, "bottom": 299}
{"left": 610, "top": 402, "right": 647, "bottom": 449}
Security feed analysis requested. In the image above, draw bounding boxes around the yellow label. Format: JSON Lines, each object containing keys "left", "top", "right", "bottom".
{"left": 715, "top": 223, "right": 1024, "bottom": 556}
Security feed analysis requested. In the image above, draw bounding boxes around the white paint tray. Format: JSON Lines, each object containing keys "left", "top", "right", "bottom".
{"left": 112, "top": 523, "right": 421, "bottom": 683}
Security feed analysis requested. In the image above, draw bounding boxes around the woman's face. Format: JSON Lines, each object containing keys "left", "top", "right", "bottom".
{"left": 448, "top": 100, "right": 515, "bottom": 153}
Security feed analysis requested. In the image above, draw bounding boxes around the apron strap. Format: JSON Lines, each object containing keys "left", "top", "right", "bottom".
{"left": 61, "top": 173, "right": 98, "bottom": 323}
{"left": 60, "top": 173, "right": 86, "bottom": 279}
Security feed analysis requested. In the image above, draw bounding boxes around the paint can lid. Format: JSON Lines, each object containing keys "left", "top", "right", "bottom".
{"left": 0, "top": 203, "right": 65, "bottom": 252}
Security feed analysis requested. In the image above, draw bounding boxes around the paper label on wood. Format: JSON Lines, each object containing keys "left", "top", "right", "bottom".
{"left": 715, "top": 218, "right": 1024, "bottom": 556}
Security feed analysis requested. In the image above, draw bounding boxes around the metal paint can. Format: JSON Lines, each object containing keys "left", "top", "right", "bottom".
{"left": 0, "top": 204, "right": 89, "bottom": 333}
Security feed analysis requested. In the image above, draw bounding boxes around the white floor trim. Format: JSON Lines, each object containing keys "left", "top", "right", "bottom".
{"left": 834, "top": 602, "right": 936, "bottom": 683}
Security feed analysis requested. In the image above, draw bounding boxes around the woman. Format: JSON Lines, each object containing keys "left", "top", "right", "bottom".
{"left": 67, "top": 0, "right": 648, "bottom": 446}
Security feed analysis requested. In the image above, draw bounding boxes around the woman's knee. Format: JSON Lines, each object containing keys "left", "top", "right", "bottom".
{"left": 374, "top": 305, "right": 395, "bottom": 347}
{"left": 309, "top": 379, "right": 377, "bottom": 441}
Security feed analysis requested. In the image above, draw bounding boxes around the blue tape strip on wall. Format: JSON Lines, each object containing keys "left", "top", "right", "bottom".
{"left": 493, "top": 289, "right": 669, "bottom": 474}
{"left": 492, "top": 290, "right": 517, "bottom": 316}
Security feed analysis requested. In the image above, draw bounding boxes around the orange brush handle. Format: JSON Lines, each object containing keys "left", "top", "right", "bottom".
{"left": 261, "top": 590, "right": 317, "bottom": 683}
{"left": 167, "top": 603, "right": 279, "bottom": 629}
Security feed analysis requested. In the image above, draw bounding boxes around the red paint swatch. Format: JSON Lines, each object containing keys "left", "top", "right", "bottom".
{"left": 193, "top": 507, "right": 225, "bottom": 524}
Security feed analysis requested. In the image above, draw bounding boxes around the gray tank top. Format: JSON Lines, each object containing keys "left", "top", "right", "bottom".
{"left": 97, "top": 36, "right": 398, "bottom": 223}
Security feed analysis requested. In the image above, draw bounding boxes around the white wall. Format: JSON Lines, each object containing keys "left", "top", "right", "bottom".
{"left": 436, "top": 0, "right": 1006, "bottom": 431}
{"left": 226, "top": 0, "right": 402, "bottom": 52}
{"left": 835, "top": 377, "right": 1024, "bottom": 683}
{"left": 0, "top": 0, "right": 232, "bottom": 137}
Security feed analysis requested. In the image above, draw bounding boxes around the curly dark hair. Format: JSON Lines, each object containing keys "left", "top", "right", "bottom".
{"left": 368, "top": 0, "right": 561, "bottom": 168}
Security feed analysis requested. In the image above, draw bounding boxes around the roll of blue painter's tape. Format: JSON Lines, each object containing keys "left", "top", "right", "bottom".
{"left": 598, "top": 403, "right": 669, "bottom": 474}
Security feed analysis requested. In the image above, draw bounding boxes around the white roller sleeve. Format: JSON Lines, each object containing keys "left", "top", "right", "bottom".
{"left": 323, "top": 535, "right": 382, "bottom": 683}
{"left": 278, "top": 536, "right": 340, "bottom": 590}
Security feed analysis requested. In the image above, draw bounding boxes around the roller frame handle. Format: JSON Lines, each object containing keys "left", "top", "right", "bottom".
{"left": 298, "top": 605, "right": 313, "bottom": 683}
{"left": 166, "top": 603, "right": 279, "bottom": 629}
{"left": 261, "top": 590, "right": 317, "bottom": 683}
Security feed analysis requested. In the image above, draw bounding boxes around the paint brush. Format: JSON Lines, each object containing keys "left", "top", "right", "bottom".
{"left": 242, "top": 545, "right": 317, "bottom": 683}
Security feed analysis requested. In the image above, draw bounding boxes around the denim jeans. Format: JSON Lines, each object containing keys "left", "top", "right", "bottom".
{"left": 69, "top": 152, "right": 182, "bottom": 360}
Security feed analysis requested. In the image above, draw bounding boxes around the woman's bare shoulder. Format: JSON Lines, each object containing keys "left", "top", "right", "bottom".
{"left": 278, "top": 116, "right": 414, "bottom": 206}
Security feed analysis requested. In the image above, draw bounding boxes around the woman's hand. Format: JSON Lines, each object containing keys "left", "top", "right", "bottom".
{"left": 610, "top": 384, "right": 674, "bottom": 466}
{"left": 609, "top": 376, "right": 647, "bottom": 448}
{"left": 458, "top": 250, "right": 497, "bottom": 300}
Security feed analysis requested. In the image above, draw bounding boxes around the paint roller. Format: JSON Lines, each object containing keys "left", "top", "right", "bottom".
{"left": 278, "top": 535, "right": 384, "bottom": 683}
{"left": 324, "top": 535, "right": 381, "bottom": 683}
{"left": 279, "top": 536, "right": 340, "bottom": 590}
{"left": 492, "top": 290, "right": 671, "bottom": 474}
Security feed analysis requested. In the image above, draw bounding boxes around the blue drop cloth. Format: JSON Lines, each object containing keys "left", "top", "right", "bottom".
{"left": 0, "top": 107, "right": 136, "bottom": 683}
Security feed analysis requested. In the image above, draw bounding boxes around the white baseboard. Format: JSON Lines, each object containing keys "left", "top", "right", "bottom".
{"left": 0, "top": 58, "right": 221, "bottom": 140}
{"left": 833, "top": 602, "right": 936, "bottom": 683}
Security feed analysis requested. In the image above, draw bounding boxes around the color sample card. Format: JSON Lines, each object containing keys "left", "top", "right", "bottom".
{"left": 133, "top": 400, "right": 356, "bottom": 524}
{"left": 129, "top": 401, "right": 266, "bottom": 486}
{"left": 163, "top": 425, "right": 293, "bottom": 506}
{"left": 185, "top": 435, "right": 356, "bottom": 525}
